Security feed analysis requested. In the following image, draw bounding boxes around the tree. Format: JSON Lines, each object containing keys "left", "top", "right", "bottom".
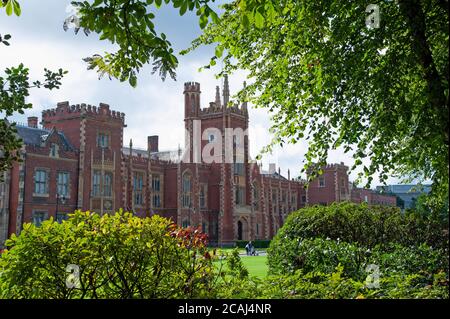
{"left": 69, "top": 0, "right": 219, "bottom": 86}
{"left": 184, "top": 0, "right": 449, "bottom": 205}
{"left": 0, "top": 1, "right": 67, "bottom": 175}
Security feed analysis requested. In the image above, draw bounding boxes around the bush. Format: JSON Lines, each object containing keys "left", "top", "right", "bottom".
{"left": 268, "top": 202, "right": 449, "bottom": 275}
{"left": 258, "top": 267, "right": 449, "bottom": 299}
{"left": 270, "top": 237, "right": 369, "bottom": 279}
{"left": 369, "top": 243, "right": 449, "bottom": 280}
{"left": 0, "top": 210, "right": 215, "bottom": 299}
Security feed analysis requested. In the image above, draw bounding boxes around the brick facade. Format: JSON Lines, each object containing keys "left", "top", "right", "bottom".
{"left": 0, "top": 79, "right": 396, "bottom": 247}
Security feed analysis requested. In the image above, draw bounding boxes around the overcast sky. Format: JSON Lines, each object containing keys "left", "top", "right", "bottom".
{"left": 0, "top": 0, "right": 405, "bottom": 187}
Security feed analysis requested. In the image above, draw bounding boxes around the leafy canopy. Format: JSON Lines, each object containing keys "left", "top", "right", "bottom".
{"left": 0, "top": 2, "right": 67, "bottom": 175}
{"left": 70, "top": 0, "right": 219, "bottom": 86}
{"left": 185, "top": 0, "right": 449, "bottom": 204}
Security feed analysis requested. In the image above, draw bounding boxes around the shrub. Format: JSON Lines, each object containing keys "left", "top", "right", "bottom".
{"left": 259, "top": 267, "right": 449, "bottom": 299}
{"left": 269, "top": 237, "right": 369, "bottom": 279}
{"left": 369, "top": 243, "right": 449, "bottom": 280}
{"left": 268, "top": 202, "right": 449, "bottom": 275}
{"left": 0, "top": 210, "right": 215, "bottom": 299}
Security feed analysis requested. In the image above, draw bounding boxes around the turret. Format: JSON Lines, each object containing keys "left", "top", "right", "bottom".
{"left": 184, "top": 82, "right": 201, "bottom": 119}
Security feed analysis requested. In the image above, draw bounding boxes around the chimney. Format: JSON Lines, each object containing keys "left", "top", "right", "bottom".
{"left": 148, "top": 135, "right": 159, "bottom": 153}
{"left": 27, "top": 116, "right": 38, "bottom": 128}
{"left": 269, "top": 163, "right": 276, "bottom": 174}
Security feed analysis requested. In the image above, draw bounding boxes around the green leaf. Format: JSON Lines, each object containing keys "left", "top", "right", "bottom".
{"left": 210, "top": 10, "right": 219, "bottom": 24}
{"left": 199, "top": 14, "right": 208, "bottom": 29}
{"left": 129, "top": 75, "right": 137, "bottom": 87}
{"left": 215, "top": 45, "right": 223, "bottom": 58}
{"left": 5, "top": 0, "right": 13, "bottom": 16}
{"left": 13, "top": 0, "right": 21, "bottom": 16}
{"left": 254, "top": 11, "right": 264, "bottom": 29}
{"left": 179, "top": 2, "right": 187, "bottom": 16}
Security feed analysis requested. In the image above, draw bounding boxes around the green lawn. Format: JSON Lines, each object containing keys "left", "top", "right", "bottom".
{"left": 240, "top": 255, "right": 268, "bottom": 278}
{"left": 210, "top": 248, "right": 269, "bottom": 279}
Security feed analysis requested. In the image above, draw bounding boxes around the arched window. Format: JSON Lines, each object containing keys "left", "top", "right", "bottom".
{"left": 182, "top": 172, "right": 192, "bottom": 208}
{"left": 103, "top": 172, "right": 113, "bottom": 197}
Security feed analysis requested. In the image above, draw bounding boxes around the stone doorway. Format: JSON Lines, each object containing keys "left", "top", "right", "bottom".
{"left": 237, "top": 220, "right": 243, "bottom": 240}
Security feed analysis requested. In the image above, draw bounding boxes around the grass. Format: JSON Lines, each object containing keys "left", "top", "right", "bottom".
{"left": 240, "top": 255, "right": 268, "bottom": 279}
{"left": 210, "top": 248, "right": 269, "bottom": 279}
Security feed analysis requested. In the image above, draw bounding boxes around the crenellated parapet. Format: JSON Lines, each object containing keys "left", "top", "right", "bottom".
{"left": 42, "top": 101, "right": 125, "bottom": 123}
{"left": 199, "top": 100, "right": 248, "bottom": 117}
{"left": 183, "top": 82, "right": 201, "bottom": 93}
{"left": 323, "top": 162, "right": 349, "bottom": 171}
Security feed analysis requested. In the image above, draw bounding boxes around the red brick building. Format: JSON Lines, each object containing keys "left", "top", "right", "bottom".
{"left": 0, "top": 77, "right": 396, "bottom": 247}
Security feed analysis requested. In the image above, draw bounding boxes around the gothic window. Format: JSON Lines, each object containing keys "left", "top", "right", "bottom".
{"left": 32, "top": 211, "right": 47, "bottom": 226}
{"left": 34, "top": 169, "right": 48, "bottom": 195}
{"left": 97, "top": 132, "right": 109, "bottom": 148}
{"left": 282, "top": 190, "right": 287, "bottom": 203}
{"left": 272, "top": 190, "right": 278, "bottom": 204}
{"left": 152, "top": 174, "right": 162, "bottom": 208}
{"left": 133, "top": 172, "right": 144, "bottom": 206}
{"left": 199, "top": 183, "right": 207, "bottom": 208}
{"left": 340, "top": 178, "right": 346, "bottom": 195}
{"left": 57, "top": 172, "right": 69, "bottom": 197}
{"left": 92, "top": 171, "right": 101, "bottom": 196}
{"left": 235, "top": 186, "right": 245, "bottom": 205}
{"left": 152, "top": 194, "right": 161, "bottom": 207}
{"left": 319, "top": 177, "right": 325, "bottom": 187}
{"left": 291, "top": 192, "right": 297, "bottom": 208}
{"left": 92, "top": 171, "right": 113, "bottom": 197}
{"left": 152, "top": 174, "right": 160, "bottom": 191}
{"left": 103, "top": 172, "right": 113, "bottom": 197}
{"left": 182, "top": 172, "right": 192, "bottom": 208}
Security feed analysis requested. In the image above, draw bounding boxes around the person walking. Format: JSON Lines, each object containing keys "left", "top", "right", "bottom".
{"left": 245, "top": 241, "right": 252, "bottom": 256}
